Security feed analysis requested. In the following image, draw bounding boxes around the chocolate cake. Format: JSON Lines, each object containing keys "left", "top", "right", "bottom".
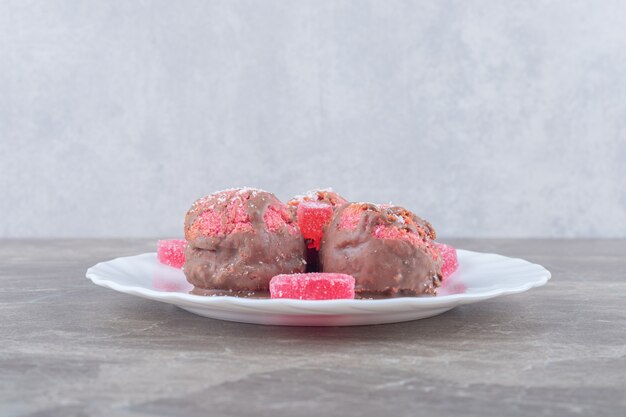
{"left": 183, "top": 188, "right": 306, "bottom": 292}
{"left": 319, "top": 203, "right": 442, "bottom": 296}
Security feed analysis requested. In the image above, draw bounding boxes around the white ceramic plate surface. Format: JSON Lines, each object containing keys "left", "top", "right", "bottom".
{"left": 86, "top": 250, "right": 550, "bottom": 326}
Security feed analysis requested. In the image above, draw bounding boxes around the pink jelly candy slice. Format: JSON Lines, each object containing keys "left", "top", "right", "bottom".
{"left": 157, "top": 239, "right": 187, "bottom": 268}
{"left": 297, "top": 201, "right": 334, "bottom": 250}
{"left": 270, "top": 273, "right": 355, "bottom": 300}
{"left": 436, "top": 242, "right": 458, "bottom": 280}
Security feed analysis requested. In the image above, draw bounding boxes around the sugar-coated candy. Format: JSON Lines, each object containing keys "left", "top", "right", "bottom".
{"left": 297, "top": 201, "right": 334, "bottom": 250}
{"left": 157, "top": 239, "right": 187, "bottom": 268}
{"left": 270, "top": 272, "right": 355, "bottom": 300}
{"left": 436, "top": 242, "right": 458, "bottom": 280}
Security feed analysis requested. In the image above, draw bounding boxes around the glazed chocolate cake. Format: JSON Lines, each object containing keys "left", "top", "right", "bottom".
{"left": 319, "top": 203, "right": 442, "bottom": 296}
{"left": 183, "top": 188, "right": 306, "bottom": 292}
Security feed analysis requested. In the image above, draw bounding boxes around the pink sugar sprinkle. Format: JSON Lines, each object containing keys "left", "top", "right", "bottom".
{"left": 192, "top": 195, "right": 253, "bottom": 236}
{"left": 372, "top": 224, "right": 422, "bottom": 246}
{"left": 157, "top": 239, "right": 187, "bottom": 268}
{"left": 264, "top": 205, "right": 285, "bottom": 232}
{"left": 435, "top": 242, "right": 459, "bottom": 280}
{"left": 264, "top": 204, "right": 298, "bottom": 235}
{"left": 270, "top": 273, "right": 355, "bottom": 300}
{"left": 297, "top": 201, "right": 334, "bottom": 250}
{"left": 338, "top": 206, "right": 365, "bottom": 230}
{"left": 194, "top": 209, "right": 224, "bottom": 236}
{"left": 225, "top": 195, "right": 250, "bottom": 225}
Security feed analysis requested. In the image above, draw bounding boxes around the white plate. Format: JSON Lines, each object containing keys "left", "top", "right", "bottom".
{"left": 85, "top": 250, "right": 550, "bottom": 326}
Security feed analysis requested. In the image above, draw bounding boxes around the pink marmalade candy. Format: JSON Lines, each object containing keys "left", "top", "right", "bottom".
{"left": 270, "top": 273, "right": 355, "bottom": 300}
{"left": 157, "top": 239, "right": 187, "bottom": 268}
{"left": 436, "top": 242, "right": 458, "bottom": 280}
{"left": 297, "top": 201, "right": 334, "bottom": 250}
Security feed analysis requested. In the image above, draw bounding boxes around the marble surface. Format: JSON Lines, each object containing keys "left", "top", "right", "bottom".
{"left": 1, "top": 239, "right": 625, "bottom": 417}
{"left": 2, "top": 1, "right": 626, "bottom": 239}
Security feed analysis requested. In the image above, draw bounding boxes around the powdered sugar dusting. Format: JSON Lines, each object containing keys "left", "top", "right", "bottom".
{"left": 288, "top": 188, "right": 348, "bottom": 209}
{"left": 290, "top": 187, "right": 335, "bottom": 202}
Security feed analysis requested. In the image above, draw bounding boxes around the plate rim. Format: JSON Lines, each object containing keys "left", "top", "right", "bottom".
{"left": 85, "top": 249, "right": 552, "bottom": 310}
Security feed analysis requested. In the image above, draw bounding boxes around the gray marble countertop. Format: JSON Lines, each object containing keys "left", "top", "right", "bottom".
{"left": 1, "top": 239, "right": 625, "bottom": 417}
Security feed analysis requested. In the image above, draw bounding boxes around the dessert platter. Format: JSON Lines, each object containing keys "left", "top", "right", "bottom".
{"left": 86, "top": 188, "right": 551, "bottom": 326}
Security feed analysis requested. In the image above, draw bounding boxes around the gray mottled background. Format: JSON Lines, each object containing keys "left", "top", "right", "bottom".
{"left": 0, "top": 0, "right": 625, "bottom": 238}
